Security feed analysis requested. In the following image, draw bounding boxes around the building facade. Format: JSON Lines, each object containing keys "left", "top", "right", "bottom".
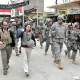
{"left": 48, "top": 0, "right": 80, "bottom": 15}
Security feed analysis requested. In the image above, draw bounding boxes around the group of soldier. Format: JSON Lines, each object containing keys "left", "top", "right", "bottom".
{"left": 35, "top": 15, "right": 80, "bottom": 70}
{"left": 0, "top": 15, "right": 80, "bottom": 76}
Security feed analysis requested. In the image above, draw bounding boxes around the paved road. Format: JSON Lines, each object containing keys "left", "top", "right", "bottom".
{"left": 0, "top": 40, "right": 80, "bottom": 80}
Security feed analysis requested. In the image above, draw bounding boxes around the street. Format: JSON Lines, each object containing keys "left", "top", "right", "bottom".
{"left": 0, "top": 40, "right": 80, "bottom": 80}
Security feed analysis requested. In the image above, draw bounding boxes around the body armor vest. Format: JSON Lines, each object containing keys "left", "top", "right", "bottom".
{"left": 0, "top": 31, "right": 12, "bottom": 45}
{"left": 21, "top": 32, "right": 34, "bottom": 46}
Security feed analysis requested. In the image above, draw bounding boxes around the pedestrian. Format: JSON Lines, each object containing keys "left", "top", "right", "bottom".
{"left": 50, "top": 15, "right": 67, "bottom": 69}
{"left": 0, "top": 21, "right": 15, "bottom": 75}
{"left": 10, "top": 22, "right": 20, "bottom": 56}
{"left": 18, "top": 23, "right": 36, "bottom": 76}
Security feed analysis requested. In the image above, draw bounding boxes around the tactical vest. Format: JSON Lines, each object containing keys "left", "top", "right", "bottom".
{"left": 21, "top": 32, "right": 32, "bottom": 46}
{"left": 10, "top": 26, "right": 17, "bottom": 39}
{"left": 0, "top": 31, "right": 12, "bottom": 45}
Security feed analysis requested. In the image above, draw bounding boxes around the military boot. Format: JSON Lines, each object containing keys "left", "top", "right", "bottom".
{"left": 3, "top": 71, "right": 8, "bottom": 75}
{"left": 72, "top": 52, "right": 77, "bottom": 64}
{"left": 54, "top": 58, "right": 58, "bottom": 64}
{"left": 58, "top": 60, "right": 63, "bottom": 70}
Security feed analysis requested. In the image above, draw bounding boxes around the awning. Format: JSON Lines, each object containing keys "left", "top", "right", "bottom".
{"left": 47, "top": 0, "right": 80, "bottom": 9}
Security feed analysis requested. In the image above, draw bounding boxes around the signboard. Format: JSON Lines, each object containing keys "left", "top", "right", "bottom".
{"left": 70, "top": 9, "right": 78, "bottom": 14}
{"left": 0, "top": 0, "right": 29, "bottom": 9}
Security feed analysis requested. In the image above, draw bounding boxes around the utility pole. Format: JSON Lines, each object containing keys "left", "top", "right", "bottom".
{"left": 37, "top": 0, "right": 38, "bottom": 27}
{"left": 55, "top": 0, "right": 57, "bottom": 4}
{"left": 22, "top": 2, "right": 24, "bottom": 27}
{"left": 22, "top": 0, "right": 29, "bottom": 27}
{"left": 55, "top": 0, "right": 57, "bottom": 14}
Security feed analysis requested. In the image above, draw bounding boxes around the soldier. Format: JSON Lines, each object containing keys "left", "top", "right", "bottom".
{"left": 0, "top": 21, "right": 15, "bottom": 75}
{"left": 10, "top": 22, "right": 20, "bottom": 56}
{"left": 18, "top": 23, "right": 36, "bottom": 76}
{"left": 44, "top": 19, "right": 55, "bottom": 56}
{"left": 50, "top": 15, "right": 67, "bottom": 69}
{"left": 65, "top": 23, "right": 73, "bottom": 59}
{"left": 71, "top": 22, "right": 80, "bottom": 64}
{"left": 31, "top": 21, "right": 36, "bottom": 36}
{"left": 76, "top": 23, "right": 80, "bottom": 56}
{"left": 38, "top": 21, "right": 45, "bottom": 49}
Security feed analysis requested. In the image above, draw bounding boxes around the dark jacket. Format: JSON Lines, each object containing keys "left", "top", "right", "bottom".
{"left": 9, "top": 31, "right": 15, "bottom": 47}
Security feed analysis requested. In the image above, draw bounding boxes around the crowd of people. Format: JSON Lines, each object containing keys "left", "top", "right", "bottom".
{"left": 0, "top": 15, "right": 80, "bottom": 77}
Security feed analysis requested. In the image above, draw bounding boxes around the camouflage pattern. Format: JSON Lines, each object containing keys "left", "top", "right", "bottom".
{"left": 43, "top": 20, "right": 55, "bottom": 56}
{"left": 38, "top": 23, "right": 45, "bottom": 48}
{"left": 65, "top": 24, "right": 74, "bottom": 58}
{"left": 50, "top": 22, "right": 67, "bottom": 61}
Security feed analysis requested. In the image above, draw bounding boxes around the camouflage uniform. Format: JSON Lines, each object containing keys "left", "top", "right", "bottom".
{"left": 31, "top": 22, "right": 36, "bottom": 36}
{"left": 50, "top": 15, "right": 67, "bottom": 69}
{"left": 71, "top": 22, "right": 80, "bottom": 64}
{"left": 44, "top": 20, "right": 55, "bottom": 56}
{"left": 38, "top": 22, "right": 45, "bottom": 48}
{"left": 76, "top": 29, "right": 80, "bottom": 55}
{"left": 51, "top": 22, "right": 66, "bottom": 59}
{"left": 71, "top": 28, "right": 78, "bottom": 64}
{"left": 65, "top": 24, "right": 73, "bottom": 59}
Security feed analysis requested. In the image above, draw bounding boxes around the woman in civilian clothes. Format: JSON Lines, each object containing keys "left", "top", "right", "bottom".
{"left": 18, "top": 23, "right": 36, "bottom": 76}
